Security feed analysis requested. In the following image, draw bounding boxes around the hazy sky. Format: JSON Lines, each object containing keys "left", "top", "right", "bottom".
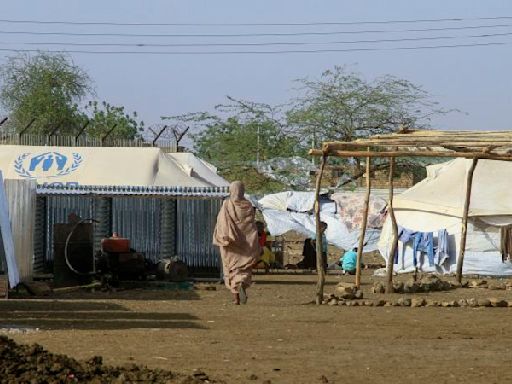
{"left": 1, "top": 0, "right": 511, "bottom": 134}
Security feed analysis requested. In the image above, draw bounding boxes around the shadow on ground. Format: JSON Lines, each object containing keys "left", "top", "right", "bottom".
{"left": 0, "top": 300, "right": 204, "bottom": 330}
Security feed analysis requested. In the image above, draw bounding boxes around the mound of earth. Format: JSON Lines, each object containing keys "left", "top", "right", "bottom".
{"left": 0, "top": 335, "right": 216, "bottom": 384}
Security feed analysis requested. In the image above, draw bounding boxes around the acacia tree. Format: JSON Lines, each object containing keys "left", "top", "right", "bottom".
{"left": 0, "top": 52, "right": 92, "bottom": 134}
{"left": 288, "top": 66, "right": 449, "bottom": 145}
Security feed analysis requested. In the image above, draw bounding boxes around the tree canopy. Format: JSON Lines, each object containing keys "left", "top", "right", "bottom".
{"left": 0, "top": 52, "right": 144, "bottom": 140}
{"left": 288, "top": 66, "right": 448, "bottom": 145}
{"left": 84, "top": 101, "right": 144, "bottom": 140}
{"left": 192, "top": 67, "right": 452, "bottom": 192}
{"left": 0, "top": 52, "right": 92, "bottom": 134}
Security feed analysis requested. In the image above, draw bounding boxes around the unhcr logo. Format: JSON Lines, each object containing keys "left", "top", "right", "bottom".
{"left": 14, "top": 152, "right": 83, "bottom": 179}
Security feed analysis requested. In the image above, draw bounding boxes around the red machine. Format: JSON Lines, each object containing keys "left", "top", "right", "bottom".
{"left": 100, "top": 233, "right": 146, "bottom": 282}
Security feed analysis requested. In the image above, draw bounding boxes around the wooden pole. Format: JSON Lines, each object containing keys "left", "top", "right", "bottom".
{"left": 355, "top": 152, "right": 371, "bottom": 288}
{"left": 386, "top": 156, "right": 399, "bottom": 293}
{"left": 314, "top": 155, "right": 327, "bottom": 305}
{"left": 456, "top": 158, "right": 479, "bottom": 283}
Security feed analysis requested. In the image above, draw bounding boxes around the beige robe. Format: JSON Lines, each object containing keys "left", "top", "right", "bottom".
{"left": 213, "top": 181, "right": 260, "bottom": 293}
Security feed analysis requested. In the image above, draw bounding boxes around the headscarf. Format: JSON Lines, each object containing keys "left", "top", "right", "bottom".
{"left": 212, "top": 181, "right": 259, "bottom": 255}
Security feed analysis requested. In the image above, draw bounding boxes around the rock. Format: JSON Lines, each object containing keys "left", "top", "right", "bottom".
{"left": 490, "top": 298, "right": 508, "bottom": 307}
{"left": 488, "top": 282, "right": 507, "bottom": 290}
{"left": 411, "top": 298, "right": 426, "bottom": 307}
{"left": 248, "top": 373, "right": 258, "bottom": 380}
{"left": 321, "top": 299, "right": 328, "bottom": 305}
{"left": 467, "top": 298, "right": 478, "bottom": 307}
{"left": 440, "top": 281, "right": 453, "bottom": 291}
{"left": 327, "top": 298, "right": 338, "bottom": 306}
{"left": 372, "top": 282, "right": 385, "bottom": 294}
{"left": 320, "top": 375, "right": 329, "bottom": 383}
{"left": 393, "top": 281, "right": 404, "bottom": 293}
{"left": 403, "top": 280, "right": 419, "bottom": 294}
{"left": 363, "top": 300, "right": 374, "bottom": 307}
{"left": 477, "top": 298, "right": 491, "bottom": 307}
{"left": 337, "top": 300, "right": 346, "bottom": 306}
{"left": 441, "top": 301, "right": 458, "bottom": 307}
{"left": 335, "top": 282, "right": 356, "bottom": 295}
{"left": 354, "top": 290, "right": 364, "bottom": 300}
{"left": 426, "top": 299, "right": 439, "bottom": 307}
{"left": 469, "top": 280, "right": 487, "bottom": 288}
{"left": 397, "top": 297, "right": 411, "bottom": 307}
{"left": 457, "top": 299, "right": 468, "bottom": 307}
{"left": 374, "top": 299, "right": 386, "bottom": 307}
{"left": 508, "top": 300, "right": 512, "bottom": 307}
{"left": 348, "top": 300, "right": 359, "bottom": 307}
{"left": 340, "top": 292, "right": 355, "bottom": 300}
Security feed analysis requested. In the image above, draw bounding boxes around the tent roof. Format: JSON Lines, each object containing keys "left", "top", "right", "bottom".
{"left": 394, "top": 158, "right": 512, "bottom": 217}
{"left": 0, "top": 145, "right": 229, "bottom": 195}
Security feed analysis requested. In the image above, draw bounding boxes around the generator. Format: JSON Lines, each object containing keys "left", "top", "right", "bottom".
{"left": 98, "top": 233, "right": 146, "bottom": 283}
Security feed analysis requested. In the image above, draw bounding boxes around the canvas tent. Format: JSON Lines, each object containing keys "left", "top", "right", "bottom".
{"left": 378, "top": 158, "right": 512, "bottom": 275}
{"left": 0, "top": 145, "right": 229, "bottom": 188}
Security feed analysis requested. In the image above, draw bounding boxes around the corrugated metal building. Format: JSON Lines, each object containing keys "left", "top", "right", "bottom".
{"left": 34, "top": 185, "right": 227, "bottom": 277}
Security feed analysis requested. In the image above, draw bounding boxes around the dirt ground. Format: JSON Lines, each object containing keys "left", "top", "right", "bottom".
{"left": 2, "top": 272, "right": 512, "bottom": 384}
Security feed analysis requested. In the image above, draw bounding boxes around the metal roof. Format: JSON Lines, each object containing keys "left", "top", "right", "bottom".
{"left": 36, "top": 184, "right": 229, "bottom": 199}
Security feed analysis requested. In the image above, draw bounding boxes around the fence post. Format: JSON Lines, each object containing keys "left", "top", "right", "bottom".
{"left": 75, "top": 120, "right": 89, "bottom": 146}
{"left": 152, "top": 125, "right": 168, "bottom": 146}
{"left": 18, "top": 118, "right": 36, "bottom": 144}
{"left": 100, "top": 124, "right": 117, "bottom": 146}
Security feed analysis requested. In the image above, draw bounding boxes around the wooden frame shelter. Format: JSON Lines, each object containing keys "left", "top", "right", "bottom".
{"left": 310, "top": 129, "right": 512, "bottom": 304}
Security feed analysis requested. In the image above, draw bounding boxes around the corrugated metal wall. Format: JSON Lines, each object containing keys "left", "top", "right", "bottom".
{"left": 176, "top": 199, "right": 221, "bottom": 269}
{"left": 112, "top": 197, "right": 162, "bottom": 261}
{"left": 36, "top": 196, "right": 221, "bottom": 273}
{"left": 4, "top": 179, "right": 37, "bottom": 282}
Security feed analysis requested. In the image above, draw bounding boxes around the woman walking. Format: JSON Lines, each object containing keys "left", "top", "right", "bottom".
{"left": 213, "top": 181, "right": 260, "bottom": 304}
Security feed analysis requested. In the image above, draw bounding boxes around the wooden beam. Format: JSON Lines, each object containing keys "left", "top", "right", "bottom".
{"left": 355, "top": 151, "right": 371, "bottom": 289}
{"left": 386, "top": 156, "right": 399, "bottom": 293}
{"left": 309, "top": 149, "right": 512, "bottom": 161}
{"left": 324, "top": 141, "right": 512, "bottom": 149}
{"left": 314, "top": 155, "right": 327, "bottom": 305}
{"left": 455, "top": 158, "right": 478, "bottom": 283}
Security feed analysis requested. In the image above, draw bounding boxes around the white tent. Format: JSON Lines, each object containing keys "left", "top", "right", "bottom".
{"left": 0, "top": 145, "right": 229, "bottom": 188}
{"left": 378, "top": 158, "right": 512, "bottom": 276}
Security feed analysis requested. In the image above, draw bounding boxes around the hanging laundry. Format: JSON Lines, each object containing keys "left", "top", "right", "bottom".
{"left": 436, "top": 229, "right": 450, "bottom": 265}
{"left": 413, "top": 232, "right": 434, "bottom": 267}
{"left": 500, "top": 226, "right": 512, "bottom": 262}
{"left": 393, "top": 225, "right": 417, "bottom": 264}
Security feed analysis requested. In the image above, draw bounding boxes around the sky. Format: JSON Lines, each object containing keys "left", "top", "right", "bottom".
{"left": 1, "top": 0, "right": 511, "bottom": 139}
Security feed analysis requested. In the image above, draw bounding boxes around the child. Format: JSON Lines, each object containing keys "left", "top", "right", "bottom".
{"left": 340, "top": 247, "right": 359, "bottom": 275}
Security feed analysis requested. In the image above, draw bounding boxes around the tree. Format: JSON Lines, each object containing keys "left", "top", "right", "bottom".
{"left": 0, "top": 52, "right": 92, "bottom": 134}
{"left": 192, "top": 97, "right": 303, "bottom": 165}
{"left": 288, "top": 66, "right": 450, "bottom": 145}
{"left": 190, "top": 98, "right": 304, "bottom": 192}
{"left": 84, "top": 101, "right": 144, "bottom": 140}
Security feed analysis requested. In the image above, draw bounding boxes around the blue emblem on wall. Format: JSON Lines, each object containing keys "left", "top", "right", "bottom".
{"left": 14, "top": 152, "right": 83, "bottom": 179}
